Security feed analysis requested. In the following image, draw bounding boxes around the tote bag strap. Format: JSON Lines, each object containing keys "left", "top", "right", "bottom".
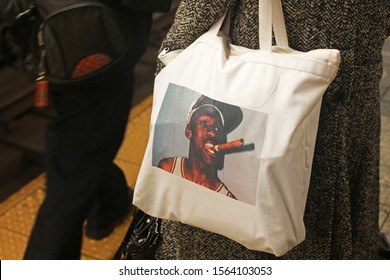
{"left": 259, "top": 0, "right": 288, "bottom": 50}
{"left": 210, "top": 0, "right": 288, "bottom": 51}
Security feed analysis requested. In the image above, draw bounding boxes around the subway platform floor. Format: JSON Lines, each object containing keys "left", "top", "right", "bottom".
{"left": 1, "top": 38, "right": 390, "bottom": 260}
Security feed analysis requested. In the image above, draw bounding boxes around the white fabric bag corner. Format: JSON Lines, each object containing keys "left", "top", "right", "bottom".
{"left": 133, "top": 0, "right": 341, "bottom": 256}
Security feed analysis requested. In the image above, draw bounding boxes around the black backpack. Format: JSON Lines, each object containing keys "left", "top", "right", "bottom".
{"left": 1, "top": 0, "right": 171, "bottom": 106}
{"left": 33, "top": 0, "right": 130, "bottom": 85}
{"left": 1, "top": 0, "right": 133, "bottom": 107}
{"left": 1, "top": 0, "right": 156, "bottom": 82}
{"left": 1, "top": 0, "right": 171, "bottom": 80}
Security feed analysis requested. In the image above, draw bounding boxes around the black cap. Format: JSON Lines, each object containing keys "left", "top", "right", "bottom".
{"left": 187, "top": 95, "right": 243, "bottom": 134}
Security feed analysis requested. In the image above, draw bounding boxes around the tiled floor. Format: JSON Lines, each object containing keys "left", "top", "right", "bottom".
{"left": 1, "top": 38, "right": 390, "bottom": 260}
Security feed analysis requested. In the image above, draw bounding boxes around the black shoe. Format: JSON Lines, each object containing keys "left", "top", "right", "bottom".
{"left": 85, "top": 189, "right": 134, "bottom": 240}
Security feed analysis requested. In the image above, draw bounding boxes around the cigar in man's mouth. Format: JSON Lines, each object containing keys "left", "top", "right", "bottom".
{"left": 213, "top": 138, "right": 244, "bottom": 152}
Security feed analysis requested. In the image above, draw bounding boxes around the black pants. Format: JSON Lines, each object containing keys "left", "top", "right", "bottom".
{"left": 24, "top": 11, "right": 152, "bottom": 259}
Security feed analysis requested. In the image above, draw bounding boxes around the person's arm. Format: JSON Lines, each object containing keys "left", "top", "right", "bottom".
{"left": 158, "top": 157, "right": 174, "bottom": 172}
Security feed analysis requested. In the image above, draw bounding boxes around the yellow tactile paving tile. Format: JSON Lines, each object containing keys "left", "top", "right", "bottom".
{"left": 129, "top": 95, "right": 153, "bottom": 121}
{"left": 0, "top": 173, "right": 46, "bottom": 216}
{"left": 0, "top": 175, "right": 46, "bottom": 260}
{"left": 116, "top": 106, "right": 152, "bottom": 165}
{"left": 0, "top": 188, "right": 45, "bottom": 236}
{"left": 0, "top": 228, "right": 28, "bottom": 260}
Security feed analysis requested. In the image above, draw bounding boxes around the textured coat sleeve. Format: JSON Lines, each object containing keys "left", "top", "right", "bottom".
{"left": 156, "top": 0, "right": 235, "bottom": 73}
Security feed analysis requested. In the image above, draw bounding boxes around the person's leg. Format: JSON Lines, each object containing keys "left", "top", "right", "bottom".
{"left": 24, "top": 67, "right": 133, "bottom": 259}
{"left": 24, "top": 89, "right": 98, "bottom": 259}
{"left": 85, "top": 10, "right": 153, "bottom": 240}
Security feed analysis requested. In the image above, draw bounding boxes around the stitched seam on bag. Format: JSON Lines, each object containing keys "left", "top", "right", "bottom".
{"left": 198, "top": 36, "right": 339, "bottom": 80}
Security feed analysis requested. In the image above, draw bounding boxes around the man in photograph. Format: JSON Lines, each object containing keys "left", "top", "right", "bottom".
{"left": 158, "top": 95, "right": 243, "bottom": 199}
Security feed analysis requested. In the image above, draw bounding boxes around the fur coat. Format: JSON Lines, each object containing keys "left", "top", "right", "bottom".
{"left": 155, "top": 0, "right": 390, "bottom": 259}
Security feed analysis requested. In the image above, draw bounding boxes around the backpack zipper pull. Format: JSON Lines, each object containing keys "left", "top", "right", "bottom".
{"left": 34, "top": 25, "right": 49, "bottom": 108}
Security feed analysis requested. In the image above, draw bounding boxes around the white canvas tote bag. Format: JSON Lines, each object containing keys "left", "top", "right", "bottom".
{"left": 133, "top": 0, "right": 341, "bottom": 256}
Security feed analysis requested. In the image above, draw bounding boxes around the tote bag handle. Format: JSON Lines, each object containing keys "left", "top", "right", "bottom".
{"left": 260, "top": 0, "right": 288, "bottom": 50}
{"left": 210, "top": 0, "right": 288, "bottom": 51}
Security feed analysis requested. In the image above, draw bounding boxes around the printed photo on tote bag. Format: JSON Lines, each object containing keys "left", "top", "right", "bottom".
{"left": 133, "top": 0, "right": 340, "bottom": 256}
{"left": 152, "top": 83, "right": 268, "bottom": 205}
